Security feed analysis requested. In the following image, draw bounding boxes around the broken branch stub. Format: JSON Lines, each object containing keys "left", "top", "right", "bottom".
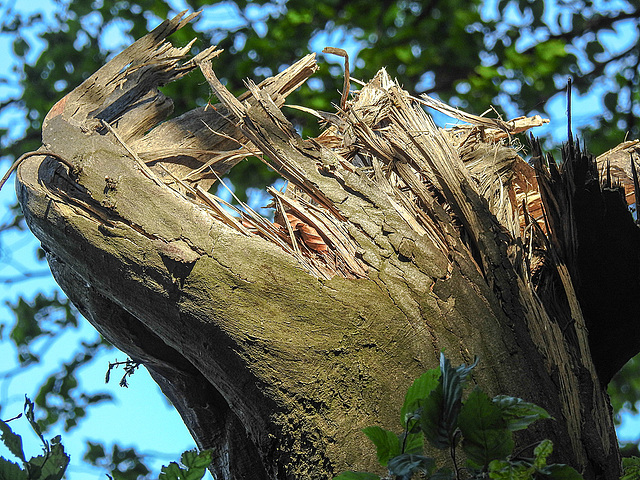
{"left": 14, "top": 12, "right": 626, "bottom": 479}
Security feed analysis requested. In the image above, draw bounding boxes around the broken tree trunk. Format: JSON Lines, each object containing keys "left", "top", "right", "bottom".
{"left": 10, "top": 12, "right": 638, "bottom": 480}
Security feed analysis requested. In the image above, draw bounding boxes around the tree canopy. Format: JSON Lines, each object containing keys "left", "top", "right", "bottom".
{"left": 2, "top": 0, "right": 640, "bottom": 477}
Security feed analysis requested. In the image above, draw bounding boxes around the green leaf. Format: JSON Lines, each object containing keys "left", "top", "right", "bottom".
{"left": 28, "top": 436, "right": 69, "bottom": 480}
{"left": 492, "top": 395, "right": 551, "bottom": 431}
{"left": 83, "top": 441, "right": 106, "bottom": 464}
{"left": 419, "top": 383, "right": 448, "bottom": 448}
{"left": 23, "top": 398, "right": 45, "bottom": 445}
{"left": 399, "top": 431, "right": 423, "bottom": 454}
{"left": 159, "top": 462, "right": 184, "bottom": 480}
{"left": 544, "top": 464, "right": 584, "bottom": 480}
{"left": 430, "top": 468, "right": 455, "bottom": 480}
{"left": 420, "top": 353, "right": 478, "bottom": 449}
{"left": 622, "top": 457, "right": 640, "bottom": 480}
{"left": 488, "top": 459, "right": 535, "bottom": 480}
{"left": 476, "top": 65, "right": 499, "bottom": 79}
{"left": 184, "top": 468, "right": 208, "bottom": 480}
{"left": 8, "top": 293, "right": 77, "bottom": 351}
{"left": 105, "top": 444, "right": 149, "bottom": 479}
{"left": 571, "top": 13, "right": 585, "bottom": 31}
{"left": 28, "top": 463, "right": 42, "bottom": 479}
{"left": 382, "top": 5, "right": 399, "bottom": 27}
{"left": 0, "top": 420, "right": 25, "bottom": 462}
{"left": 533, "top": 439, "right": 553, "bottom": 470}
{"left": 333, "top": 472, "right": 380, "bottom": 480}
{"left": 603, "top": 92, "right": 618, "bottom": 113}
{"left": 535, "top": 39, "right": 567, "bottom": 63}
{"left": 400, "top": 368, "right": 440, "bottom": 427}
{"left": 12, "top": 37, "right": 29, "bottom": 58}
{"left": 530, "top": 1, "right": 544, "bottom": 24}
{"left": 458, "top": 388, "right": 514, "bottom": 467}
{"left": 181, "top": 449, "right": 213, "bottom": 469}
{"left": 387, "top": 453, "right": 435, "bottom": 478}
{"left": 585, "top": 40, "right": 605, "bottom": 58}
{"left": 0, "top": 457, "right": 27, "bottom": 480}
{"left": 362, "top": 426, "right": 400, "bottom": 466}
{"left": 394, "top": 45, "right": 413, "bottom": 63}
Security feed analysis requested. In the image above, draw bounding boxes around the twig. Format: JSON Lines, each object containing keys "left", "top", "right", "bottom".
{"left": 2, "top": 413, "right": 22, "bottom": 423}
{"left": 451, "top": 430, "right": 462, "bottom": 480}
{"left": 0, "top": 150, "right": 74, "bottom": 191}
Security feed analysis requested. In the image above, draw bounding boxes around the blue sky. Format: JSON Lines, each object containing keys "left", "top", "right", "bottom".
{"left": 1, "top": 1, "right": 640, "bottom": 479}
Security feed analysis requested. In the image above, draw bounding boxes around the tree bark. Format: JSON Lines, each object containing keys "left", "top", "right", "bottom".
{"left": 12, "top": 12, "right": 632, "bottom": 480}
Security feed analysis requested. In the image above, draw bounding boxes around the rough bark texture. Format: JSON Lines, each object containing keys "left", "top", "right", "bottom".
{"left": 12, "top": 12, "right": 638, "bottom": 480}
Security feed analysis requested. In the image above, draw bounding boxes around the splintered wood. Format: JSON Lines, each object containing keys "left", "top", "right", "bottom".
{"left": 31, "top": 11, "right": 556, "bottom": 280}
{"left": 189, "top": 59, "right": 550, "bottom": 280}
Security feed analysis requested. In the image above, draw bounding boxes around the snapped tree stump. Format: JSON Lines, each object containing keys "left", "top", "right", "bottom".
{"left": 11, "top": 11, "right": 640, "bottom": 480}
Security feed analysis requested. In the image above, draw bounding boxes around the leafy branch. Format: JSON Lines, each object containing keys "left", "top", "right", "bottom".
{"left": 335, "top": 353, "right": 584, "bottom": 480}
{"left": 0, "top": 397, "right": 69, "bottom": 480}
{"left": 105, "top": 359, "right": 141, "bottom": 388}
{"left": 0, "top": 397, "right": 213, "bottom": 480}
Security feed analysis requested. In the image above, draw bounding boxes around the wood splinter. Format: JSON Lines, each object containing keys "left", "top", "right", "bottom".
{"left": 322, "top": 47, "right": 350, "bottom": 111}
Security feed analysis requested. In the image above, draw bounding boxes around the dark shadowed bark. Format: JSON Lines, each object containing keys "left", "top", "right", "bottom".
{"left": 10, "top": 12, "right": 639, "bottom": 480}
